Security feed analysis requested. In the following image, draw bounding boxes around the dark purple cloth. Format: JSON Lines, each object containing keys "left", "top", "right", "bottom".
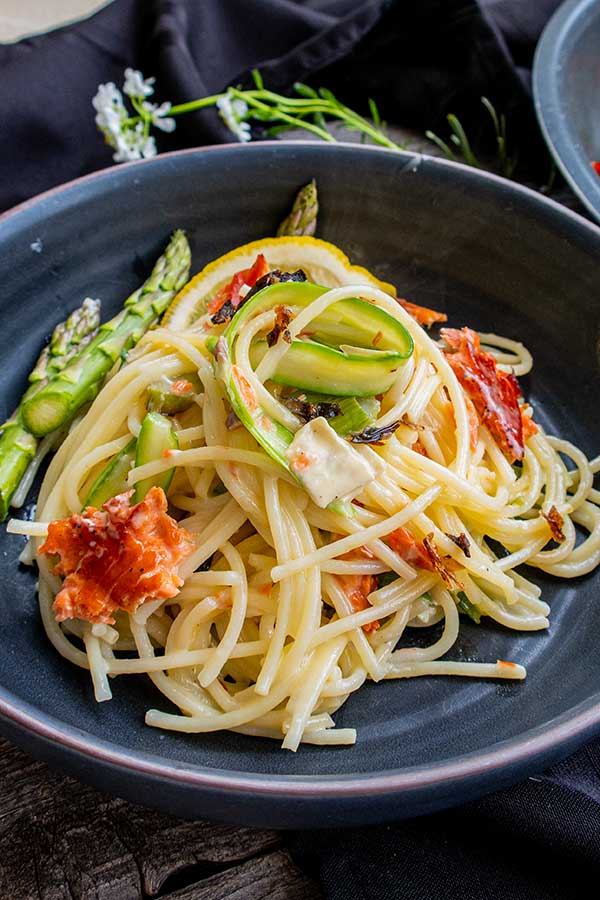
{"left": 3, "top": 3, "right": 597, "bottom": 898}
{"left": 289, "top": 741, "right": 600, "bottom": 899}
{"left": 0, "top": 0, "right": 559, "bottom": 213}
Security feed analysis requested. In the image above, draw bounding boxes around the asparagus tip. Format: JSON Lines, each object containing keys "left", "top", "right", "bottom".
{"left": 277, "top": 180, "right": 319, "bottom": 237}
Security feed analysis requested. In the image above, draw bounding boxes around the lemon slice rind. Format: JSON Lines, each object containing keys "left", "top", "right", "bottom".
{"left": 162, "top": 236, "right": 396, "bottom": 331}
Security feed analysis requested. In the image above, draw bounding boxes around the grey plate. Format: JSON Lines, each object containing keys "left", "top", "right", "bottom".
{"left": 533, "top": 0, "right": 600, "bottom": 221}
{"left": 0, "top": 143, "right": 599, "bottom": 828}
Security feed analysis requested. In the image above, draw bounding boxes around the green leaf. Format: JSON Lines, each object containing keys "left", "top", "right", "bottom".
{"left": 455, "top": 591, "right": 481, "bottom": 624}
{"left": 446, "top": 114, "right": 480, "bottom": 168}
{"left": 250, "top": 108, "right": 278, "bottom": 122}
{"left": 312, "top": 110, "right": 327, "bottom": 130}
{"left": 294, "top": 82, "right": 319, "bottom": 99}
{"left": 266, "top": 124, "right": 295, "bottom": 137}
{"left": 377, "top": 571, "right": 399, "bottom": 589}
{"left": 425, "top": 130, "right": 457, "bottom": 161}
{"left": 318, "top": 87, "right": 339, "bottom": 105}
{"left": 368, "top": 98, "right": 381, "bottom": 127}
{"left": 251, "top": 69, "right": 264, "bottom": 90}
{"left": 480, "top": 96, "right": 499, "bottom": 134}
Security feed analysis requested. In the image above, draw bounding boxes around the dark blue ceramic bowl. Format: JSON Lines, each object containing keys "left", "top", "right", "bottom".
{"left": 534, "top": 0, "right": 600, "bottom": 221}
{"left": 0, "top": 142, "right": 599, "bottom": 828}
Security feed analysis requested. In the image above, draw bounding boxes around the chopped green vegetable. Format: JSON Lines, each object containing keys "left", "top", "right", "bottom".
{"left": 0, "top": 425, "right": 37, "bottom": 521}
{"left": 250, "top": 335, "right": 410, "bottom": 395}
{"left": 234, "top": 280, "right": 412, "bottom": 396}
{"left": 455, "top": 590, "right": 482, "bottom": 624}
{"left": 215, "top": 280, "right": 412, "bottom": 511}
{"left": 84, "top": 438, "right": 137, "bottom": 508}
{"left": 377, "top": 571, "right": 398, "bottom": 589}
{"left": 329, "top": 498, "right": 356, "bottom": 518}
{"left": 329, "top": 396, "right": 379, "bottom": 434}
{"left": 286, "top": 392, "right": 381, "bottom": 437}
{"left": 215, "top": 338, "right": 293, "bottom": 472}
{"left": 134, "top": 412, "right": 179, "bottom": 503}
{"left": 147, "top": 372, "right": 201, "bottom": 415}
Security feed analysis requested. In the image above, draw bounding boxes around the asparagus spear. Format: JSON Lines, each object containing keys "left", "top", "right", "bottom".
{"left": 0, "top": 426, "right": 37, "bottom": 521}
{"left": 0, "top": 298, "right": 102, "bottom": 521}
{"left": 25, "top": 298, "right": 102, "bottom": 395}
{"left": 277, "top": 180, "right": 318, "bottom": 236}
{"left": 48, "top": 298, "right": 102, "bottom": 369}
{"left": 20, "top": 230, "right": 191, "bottom": 438}
{"left": 0, "top": 231, "right": 190, "bottom": 520}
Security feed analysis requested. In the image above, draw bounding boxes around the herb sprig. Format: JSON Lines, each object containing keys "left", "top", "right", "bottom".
{"left": 425, "top": 96, "right": 518, "bottom": 179}
{"left": 93, "top": 67, "right": 538, "bottom": 188}
{"left": 93, "top": 68, "right": 403, "bottom": 163}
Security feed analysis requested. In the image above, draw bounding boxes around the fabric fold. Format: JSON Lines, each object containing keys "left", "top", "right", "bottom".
{"left": 0, "top": 0, "right": 556, "bottom": 212}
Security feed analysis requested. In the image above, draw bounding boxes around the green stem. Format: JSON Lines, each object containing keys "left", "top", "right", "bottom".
{"left": 447, "top": 115, "right": 480, "bottom": 168}
{"left": 240, "top": 90, "right": 401, "bottom": 149}
{"left": 169, "top": 94, "right": 226, "bottom": 116}
{"left": 229, "top": 90, "right": 335, "bottom": 142}
{"left": 118, "top": 84, "right": 401, "bottom": 152}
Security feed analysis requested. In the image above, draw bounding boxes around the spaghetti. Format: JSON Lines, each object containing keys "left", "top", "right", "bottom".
{"left": 10, "top": 239, "right": 600, "bottom": 752}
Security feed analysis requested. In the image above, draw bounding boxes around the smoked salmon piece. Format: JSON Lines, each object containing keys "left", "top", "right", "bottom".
{"left": 398, "top": 298, "right": 447, "bottom": 328}
{"left": 39, "top": 487, "right": 194, "bottom": 624}
{"left": 441, "top": 327, "right": 536, "bottom": 462}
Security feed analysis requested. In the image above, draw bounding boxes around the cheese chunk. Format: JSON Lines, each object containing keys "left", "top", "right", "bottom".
{"left": 285, "top": 416, "right": 376, "bottom": 508}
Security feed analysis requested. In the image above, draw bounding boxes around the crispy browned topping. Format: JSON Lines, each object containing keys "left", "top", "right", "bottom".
{"left": 267, "top": 305, "right": 294, "bottom": 348}
{"left": 284, "top": 396, "right": 341, "bottom": 422}
{"left": 349, "top": 421, "right": 401, "bottom": 445}
{"left": 542, "top": 505, "right": 565, "bottom": 543}
{"left": 445, "top": 532, "right": 471, "bottom": 558}
{"left": 423, "top": 533, "right": 462, "bottom": 589}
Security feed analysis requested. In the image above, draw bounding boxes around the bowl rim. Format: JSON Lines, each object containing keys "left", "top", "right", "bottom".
{"left": 1, "top": 140, "right": 600, "bottom": 802}
{"left": 533, "top": 0, "right": 600, "bottom": 223}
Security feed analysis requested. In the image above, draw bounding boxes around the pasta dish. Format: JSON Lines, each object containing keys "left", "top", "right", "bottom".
{"left": 3, "top": 183, "right": 599, "bottom": 751}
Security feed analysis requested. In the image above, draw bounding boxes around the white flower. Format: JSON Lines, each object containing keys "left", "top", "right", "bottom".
{"left": 92, "top": 81, "right": 124, "bottom": 114}
{"left": 140, "top": 134, "right": 158, "bottom": 158}
{"left": 93, "top": 74, "right": 166, "bottom": 162}
{"left": 92, "top": 82, "right": 128, "bottom": 149}
{"left": 217, "top": 90, "right": 251, "bottom": 142}
{"left": 142, "top": 100, "right": 176, "bottom": 133}
{"left": 123, "top": 68, "right": 155, "bottom": 99}
{"left": 93, "top": 69, "right": 176, "bottom": 163}
{"left": 112, "top": 131, "right": 138, "bottom": 163}
{"left": 112, "top": 123, "right": 157, "bottom": 163}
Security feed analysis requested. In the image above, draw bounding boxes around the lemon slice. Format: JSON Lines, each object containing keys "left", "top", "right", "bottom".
{"left": 162, "top": 236, "right": 396, "bottom": 331}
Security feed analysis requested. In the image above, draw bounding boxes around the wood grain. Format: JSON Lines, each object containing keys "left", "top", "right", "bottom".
{"left": 0, "top": 738, "right": 321, "bottom": 899}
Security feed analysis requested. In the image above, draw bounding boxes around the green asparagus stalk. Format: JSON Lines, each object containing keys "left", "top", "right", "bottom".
{"left": 0, "top": 297, "right": 102, "bottom": 521}
{"left": 0, "top": 426, "right": 37, "bottom": 521}
{"left": 20, "top": 230, "right": 191, "bottom": 438}
{"left": 49, "top": 297, "right": 102, "bottom": 366}
{"left": 277, "top": 180, "right": 318, "bottom": 236}
{"left": 0, "top": 232, "right": 190, "bottom": 521}
{"left": 25, "top": 297, "right": 102, "bottom": 396}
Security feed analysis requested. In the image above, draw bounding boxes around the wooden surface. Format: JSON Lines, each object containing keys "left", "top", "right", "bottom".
{"left": 0, "top": 736, "right": 321, "bottom": 899}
